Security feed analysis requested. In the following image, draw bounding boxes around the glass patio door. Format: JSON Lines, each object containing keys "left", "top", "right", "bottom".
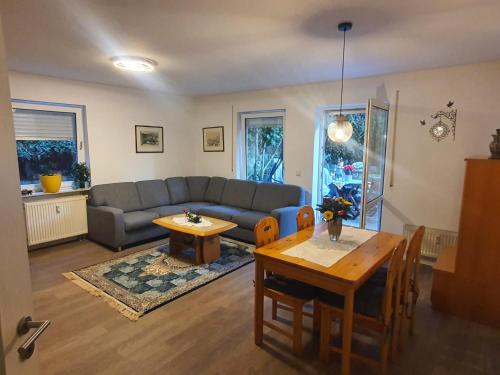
{"left": 360, "top": 99, "right": 389, "bottom": 231}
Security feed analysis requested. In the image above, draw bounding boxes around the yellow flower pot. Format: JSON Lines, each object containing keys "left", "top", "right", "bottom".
{"left": 39, "top": 175, "right": 62, "bottom": 193}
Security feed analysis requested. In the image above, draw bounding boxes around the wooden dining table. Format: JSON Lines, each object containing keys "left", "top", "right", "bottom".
{"left": 254, "top": 222, "right": 405, "bottom": 375}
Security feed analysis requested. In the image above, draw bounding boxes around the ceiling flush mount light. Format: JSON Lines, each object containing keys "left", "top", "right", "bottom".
{"left": 111, "top": 56, "right": 157, "bottom": 72}
{"left": 327, "top": 22, "right": 353, "bottom": 143}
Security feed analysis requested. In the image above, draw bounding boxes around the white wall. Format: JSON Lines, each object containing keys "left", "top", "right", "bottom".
{"left": 192, "top": 61, "right": 500, "bottom": 233}
{"left": 8, "top": 72, "right": 194, "bottom": 185}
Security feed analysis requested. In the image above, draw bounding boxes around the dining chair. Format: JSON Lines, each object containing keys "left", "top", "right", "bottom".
{"left": 368, "top": 226, "right": 426, "bottom": 355}
{"left": 399, "top": 226, "right": 426, "bottom": 339}
{"left": 254, "top": 216, "right": 319, "bottom": 355}
{"left": 296, "top": 205, "right": 315, "bottom": 231}
{"left": 318, "top": 239, "right": 407, "bottom": 373}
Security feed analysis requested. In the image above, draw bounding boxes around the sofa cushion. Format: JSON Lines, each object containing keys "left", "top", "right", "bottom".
{"left": 165, "top": 177, "right": 190, "bottom": 204}
{"left": 183, "top": 202, "right": 214, "bottom": 213}
{"left": 123, "top": 211, "right": 159, "bottom": 232}
{"left": 186, "top": 176, "right": 210, "bottom": 202}
{"left": 198, "top": 205, "right": 246, "bottom": 221}
{"left": 145, "top": 205, "right": 187, "bottom": 217}
{"left": 136, "top": 179, "right": 170, "bottom": 209}
{"left": 231, "top": 210, "right": 270, "bottom": 230}
{"left": 252, "top": 183, "right": 304, "bottom": 213}
{"left": 204, "top": 177, "right": 227, "bottom": 203}
{"left": 89, "top": 182, "right": 142, "bottom": 212}
{"left": 221, "top": 179, "right": 257, "bottom": 209}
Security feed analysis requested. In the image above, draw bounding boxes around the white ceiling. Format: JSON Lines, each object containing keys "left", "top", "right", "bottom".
{"left": 1, "top": 0, "right": 500, "bottom": 96}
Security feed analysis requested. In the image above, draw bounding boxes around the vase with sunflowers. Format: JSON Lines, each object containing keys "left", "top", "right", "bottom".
{"left": 316, "top": 197, "right": 354, "bottom": 241}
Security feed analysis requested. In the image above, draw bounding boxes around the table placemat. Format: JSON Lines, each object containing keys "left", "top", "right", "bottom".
{"left": 281, "top": 226, "right": 377, "bottom": 267}
{"left": 172, "top": 216, "right": 213, "bottom": 228}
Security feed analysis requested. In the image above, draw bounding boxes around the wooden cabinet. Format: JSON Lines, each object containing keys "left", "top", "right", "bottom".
{"left": 431, "top": 159, "right": 500, "bottom": 328}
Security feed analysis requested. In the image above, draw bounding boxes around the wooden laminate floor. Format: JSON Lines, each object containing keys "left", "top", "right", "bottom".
{"left": 30, "top": 239, "right": 500, "bottom": 375}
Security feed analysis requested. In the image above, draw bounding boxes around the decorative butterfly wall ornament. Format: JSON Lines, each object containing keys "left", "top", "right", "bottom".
{"left": 419, "top": 101, "right": 457, "bottom": 142}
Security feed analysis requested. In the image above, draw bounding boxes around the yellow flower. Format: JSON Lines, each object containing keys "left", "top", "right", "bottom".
{"left": 323, "top": 211, "right": 334, "bottom": 221}
{"left": 344, "top": 200, "right": 353, "bottom": 206}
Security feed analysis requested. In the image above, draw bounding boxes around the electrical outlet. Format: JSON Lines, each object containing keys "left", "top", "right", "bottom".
{"left": 296, "top": 170, "right": 301, "bottom": 177}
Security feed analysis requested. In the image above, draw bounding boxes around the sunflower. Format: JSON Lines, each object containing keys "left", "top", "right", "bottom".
{"left": 323, "top": 210, "right": 334, "bottom": 221}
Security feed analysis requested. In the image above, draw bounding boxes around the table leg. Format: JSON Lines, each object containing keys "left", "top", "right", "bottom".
{"left": 254, "top": 258, "right": 264, "bottom": 346}
{"left": 169, "top": 230, "right": 184, "bottom": 256}
{"left": 341, "top": 288, "right": 354, "bottom": 375}
{"left": 201, "top": 234, "right": 221, "bottom": 264}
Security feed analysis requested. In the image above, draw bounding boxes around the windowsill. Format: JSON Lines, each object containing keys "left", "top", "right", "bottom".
{"left": 21, "top": 187, "right": 90, "bottom": 201}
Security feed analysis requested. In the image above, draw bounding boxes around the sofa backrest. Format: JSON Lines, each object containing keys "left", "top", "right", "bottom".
{"left": 88, "top": 182, "right": 142, "bottom": 212}
{"left": 186, "top": 176, "right": 210, "bottom": 202}
{"left": 251, "top": 182, "right": 305, "bottom": 213}
{"left": 165, "top": 177, "right": 190, "bottom": 204}
{"left": 136, "top": 179, "right": 171, "bottom": 209}
{"left": 221, "top": 179, "right": 257, "bottom": 209}
{"left": 204, "top": 177, "right": 227, "bottom": 203}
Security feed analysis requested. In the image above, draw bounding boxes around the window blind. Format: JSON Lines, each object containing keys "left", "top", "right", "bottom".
{"left": 245, "top": 116, "right": 283, "bottom": 128}
{"left": 13, "top": 108, "right": 76, "bottom": 141}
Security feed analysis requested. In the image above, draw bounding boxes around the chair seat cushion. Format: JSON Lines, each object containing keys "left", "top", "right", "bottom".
{"left": 366, "top": 266, "right": 388, "bottom": 287}
{"left": 198, "top": 205, "right": 245, "bottom": 221}
{"left": 231, "top": 210, "right": 270, "bottom": 230}
{"left": 318, "top": 283, "right": 385, "bottom": 318}
{"left": 264, "top": 275, "right": 318, "bottom": 301}
{"left": 183, "top": 202, "right": 214, "bottom": 213}
{"left": 145, "top": 205, "right": 187, "bottom": 217}
{"left": 123, "top": 211, "right": 159, "bottom": 232}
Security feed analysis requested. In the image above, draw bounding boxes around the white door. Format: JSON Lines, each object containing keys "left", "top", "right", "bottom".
{"left": 0, "top": 17, "right": 40, "bottom": 375}
{"left": 360, "top": 99, "right": 390, "bottom": 230}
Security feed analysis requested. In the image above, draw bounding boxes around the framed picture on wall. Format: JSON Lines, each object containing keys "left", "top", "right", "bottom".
{"left": 202, "top": 126, "right": 224, "bottom": 152}
{"left": 135, "top": 125, "right": 164, "bottom": 153}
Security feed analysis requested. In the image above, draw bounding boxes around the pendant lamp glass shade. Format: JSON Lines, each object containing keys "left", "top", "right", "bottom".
{"left": 328, "top": 114, "right": 353, "bottom": 143}
{"left": 327, "top": 21, "right": 353, "bottom": 143}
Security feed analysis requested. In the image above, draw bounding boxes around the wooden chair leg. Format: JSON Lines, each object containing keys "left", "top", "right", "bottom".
{"left": 292, "top": 302, "right": 303, "bottom": 355}
{"left": 409, "top": 293, "right": 418, "bottom": 336}
{"left": 319, "top": 306, "right": 331, "bottom": 362}
{"left": 380, "top": 329, "right": 390, "bottom": 375}
{"left": 391, "top": 307, "right": 402, "bottom": 361}
{"left": 272, "top": 299, "right": 278, "bottom": 320}
{"left": 313, "top": 300, "right": 321, "bottom": 332}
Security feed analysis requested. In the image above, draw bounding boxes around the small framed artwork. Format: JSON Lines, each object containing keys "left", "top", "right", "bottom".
{"left": 135, "top": 125, "right": 164, "bottom": 153}
{"left": 203, "top": 126, "right": 224, "bottom": 152}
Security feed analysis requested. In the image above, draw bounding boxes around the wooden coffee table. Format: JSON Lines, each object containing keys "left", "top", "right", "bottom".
{"left": 153, "top": 214, "right": 237, "bottom": 265}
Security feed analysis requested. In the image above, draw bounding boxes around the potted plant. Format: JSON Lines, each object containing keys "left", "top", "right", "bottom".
{"left": 316, "top": 197, "right": 355, "bottom": 241}
{"left": 72, "top": 162, "right": 91, "bottom": 189}
{"left": 39, "top": 163, "right": 62, "bottom": 193}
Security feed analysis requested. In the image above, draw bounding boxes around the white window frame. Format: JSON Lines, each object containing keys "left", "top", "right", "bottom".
{"left": 11, "top": 99, "right": 88, "bottom": 191}
{"left": 237, "top": 110, "right": 286, "bottom": 183}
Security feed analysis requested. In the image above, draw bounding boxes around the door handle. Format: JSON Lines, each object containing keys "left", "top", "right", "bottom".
{"left": 17, "top": 316, "right": 51, "bottom": 360}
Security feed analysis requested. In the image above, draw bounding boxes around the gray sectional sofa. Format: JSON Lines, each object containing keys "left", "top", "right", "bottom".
{"left": 87, "top": 176, "right": 305, "bottom": 250}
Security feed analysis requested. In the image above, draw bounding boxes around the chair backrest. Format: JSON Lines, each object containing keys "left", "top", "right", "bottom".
{"left": 254, "top": 217, "right": 280, "bottom": 248}
{"left": 296, "top": 205, "right": 315, "bottom": 230}
{"left": 382, "top": 239, "right": 407, "bottom": 325}
{"left": 402, "top": 226, "right": 425, "bottom": 301}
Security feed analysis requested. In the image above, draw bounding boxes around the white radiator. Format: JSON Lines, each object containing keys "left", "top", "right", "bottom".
{"left": 24, "top": 195, "right": 88, "bottom": 246}
{"left": 403, "top": 224, "right": 458, "bottom": 260}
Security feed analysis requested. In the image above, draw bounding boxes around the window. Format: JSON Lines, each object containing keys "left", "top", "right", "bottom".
{"left": 239, "top": 112, "right": 284, "bottom": 183}
{"left": 319, "top": 108, "right": 366, "bottom": 228}
{"left": 12, "top": 100, "right": 88, "bottom": 190}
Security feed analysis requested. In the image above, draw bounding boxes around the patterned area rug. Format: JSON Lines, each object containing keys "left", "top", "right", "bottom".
{"left": 63, "top": 238, "right": 254, "bottom": 320}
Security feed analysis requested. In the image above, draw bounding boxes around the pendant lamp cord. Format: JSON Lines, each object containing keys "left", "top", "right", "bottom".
{"left": 339, "top": 27, "right": 346, "bottom": 116}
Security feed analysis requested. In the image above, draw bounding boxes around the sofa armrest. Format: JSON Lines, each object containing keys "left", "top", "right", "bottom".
{"left": 87, "top": 205, "right": 125, "bottom": 249}
{"left": 271, "top": 206, "right": 301, "bottom": 238}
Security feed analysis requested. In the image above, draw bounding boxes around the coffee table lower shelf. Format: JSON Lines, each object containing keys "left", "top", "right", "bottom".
{"left": 169, "top": 230, "right": 221, "bottom": 265}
